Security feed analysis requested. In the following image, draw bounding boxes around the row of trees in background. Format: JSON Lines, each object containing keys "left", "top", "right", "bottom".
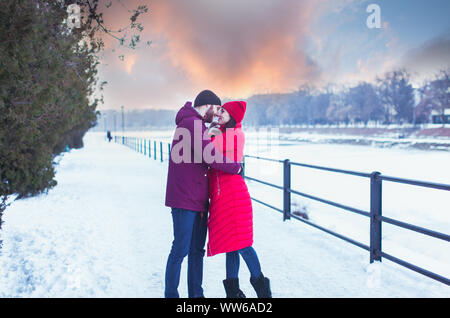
{"left": 244, "top": 69, "right": 449, "bottom": 126}
{"left": 99, "top": 69, "right": 449, "bottom": 132}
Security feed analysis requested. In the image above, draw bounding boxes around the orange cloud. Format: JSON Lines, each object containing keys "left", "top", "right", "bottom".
{"left": 95, "top": 0, "right": 360, "bottom": 109}
{"left": 148, "top": 0, "right": 321, "bottom": 98}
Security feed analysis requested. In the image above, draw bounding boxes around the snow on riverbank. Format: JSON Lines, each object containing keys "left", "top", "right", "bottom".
{"left": 0, "top": 132, "right": 448, "bottom": 297}
{"left": 278, "top": 132, "right": 450, "bottom": 151}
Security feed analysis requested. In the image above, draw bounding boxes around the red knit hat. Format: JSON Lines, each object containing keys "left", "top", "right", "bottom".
{"left": 222, "top": 101, "right": 247, "bottom": 123}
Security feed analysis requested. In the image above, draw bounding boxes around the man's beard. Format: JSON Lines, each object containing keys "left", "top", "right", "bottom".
{"left": 204, "top": 106, "right": 215, "bottom": 123}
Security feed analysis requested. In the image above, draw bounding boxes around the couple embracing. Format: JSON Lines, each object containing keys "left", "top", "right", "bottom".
{"left": 164, "top": 90, "right": 272, "bottom": 298}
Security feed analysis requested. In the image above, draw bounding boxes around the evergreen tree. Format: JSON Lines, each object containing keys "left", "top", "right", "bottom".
{"left": 0, "top": 0, "right": 148, "bottom": 228}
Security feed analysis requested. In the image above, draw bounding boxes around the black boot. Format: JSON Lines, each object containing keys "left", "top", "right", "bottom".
{"left": 223, "top": 278, "right": 246, "bottom": 298}
{"left": 250, "top": 274, "right": 272, "bottom": 298}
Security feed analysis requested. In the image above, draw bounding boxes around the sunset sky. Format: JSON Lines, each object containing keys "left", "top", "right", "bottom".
{"left": 95, "top": 0, "right": 450, "bottom": 110}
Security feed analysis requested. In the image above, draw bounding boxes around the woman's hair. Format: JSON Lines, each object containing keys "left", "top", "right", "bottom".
{"left": 223, "top": 117, "right": 237, "bottom": 129}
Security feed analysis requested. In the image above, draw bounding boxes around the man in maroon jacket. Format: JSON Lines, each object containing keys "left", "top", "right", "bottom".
{"left": 164, "top": 90, "right": 242, "bottom": 298}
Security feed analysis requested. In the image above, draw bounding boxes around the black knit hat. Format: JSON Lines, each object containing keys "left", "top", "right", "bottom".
{"left": 194, "top": 90, "right": 221, "bottom": 107}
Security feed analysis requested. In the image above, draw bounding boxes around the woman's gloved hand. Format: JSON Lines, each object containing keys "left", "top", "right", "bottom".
{"left": 208, "top": 122, "right": 222, "bottom": 137}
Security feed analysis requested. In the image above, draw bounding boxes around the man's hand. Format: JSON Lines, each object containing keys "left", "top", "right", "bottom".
{"left": 238, "top": 162, "right": 245, "bottom": 177}
{"left": 208, "top": 122, "right": 222, "bottom": 137}
{"left": 208, "top": 127, "right": 222, "bottom": 137}
{"left": 209, "top": 121, "right": 220, "bottom": 129}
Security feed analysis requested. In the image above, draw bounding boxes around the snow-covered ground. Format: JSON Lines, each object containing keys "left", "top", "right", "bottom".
{"left": 244, "top": 139, "right": 450, "bottom": 286}
{"left": 0, "top": 132, "right": 449, "bottom": 297}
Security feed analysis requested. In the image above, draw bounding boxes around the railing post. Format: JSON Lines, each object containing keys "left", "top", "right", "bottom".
{"left": 168, "top": 143, "right": 171, "bottom": 161}
{"left": 370, "top": 171, "right": 382, "bottom": 263}
{"left": 149, "top": 139, "right": 151, "bottom": 158}
{"left": 154, "top": 141, "right": 157, "bottom": 160}
{"left": 160, "top": 141, "right": 163, "bottom": 162}
{"left": 242, "top": 156, "right": 246, "bottom": 178}
{"left": 283, "top": 159, "right": 291, "bottom": 221}
{"left": 144, "top": 139, "right": 146, "bottom": 155}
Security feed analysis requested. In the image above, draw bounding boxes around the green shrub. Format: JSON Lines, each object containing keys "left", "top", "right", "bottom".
{"left": 0, "top": 0, "right": 100, "bottom": 228}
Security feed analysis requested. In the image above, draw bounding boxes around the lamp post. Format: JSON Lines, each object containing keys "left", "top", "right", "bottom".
{"left": 121, "top": 105, "right": 125, "bottom": 144}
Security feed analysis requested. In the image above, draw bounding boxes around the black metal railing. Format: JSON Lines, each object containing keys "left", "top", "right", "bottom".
{"left": 243, "top": 154, "right": 450, "bottom": 286}
{"left": 114, "top": 135, "right": 450, "bottom": 286}
{"left": 115, "top": 135, "right": 171, "bottom": 162}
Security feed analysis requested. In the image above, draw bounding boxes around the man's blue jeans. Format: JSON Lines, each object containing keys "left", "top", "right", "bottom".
{"left": 165, "top": 208, "right": 207, "bottom": 298}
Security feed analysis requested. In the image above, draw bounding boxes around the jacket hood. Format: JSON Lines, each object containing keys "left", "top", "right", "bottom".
{"left": 175, "top": 101, "right": 202, "bottom": 125}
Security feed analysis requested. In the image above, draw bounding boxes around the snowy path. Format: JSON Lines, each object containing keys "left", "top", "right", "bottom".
{"left": 0, "top": 132, "right": 448, "bottom": 297}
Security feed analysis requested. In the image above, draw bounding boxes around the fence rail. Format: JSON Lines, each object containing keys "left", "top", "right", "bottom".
{"left": 114, "top": 135, "right": 450, "bottom": 286}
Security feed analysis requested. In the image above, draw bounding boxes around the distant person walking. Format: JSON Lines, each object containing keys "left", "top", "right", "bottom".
{"left": 207, "top": 101, "right": 272, "bottom": 298}
{"left": 106, "top": 130, "right": 112, "bottom": 142}
{"left": 164, "top": 90, "right": 242, "bottom": 298}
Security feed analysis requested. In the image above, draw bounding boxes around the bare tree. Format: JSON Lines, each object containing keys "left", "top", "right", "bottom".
{"left": 425, "top": 69, "right": 450, "bottom": 127}
{"left": 345, "top": 82, "right": 383, "bottom": 125}
{"left": 377, "top": 70, "right": 415, "bottom": 124}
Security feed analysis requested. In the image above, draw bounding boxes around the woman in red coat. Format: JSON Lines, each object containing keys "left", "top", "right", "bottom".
{"left": 207, "top": 101, "right": 271, "bottom": 298}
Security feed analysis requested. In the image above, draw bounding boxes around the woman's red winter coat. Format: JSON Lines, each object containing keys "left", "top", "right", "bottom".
{"left": 207, "top": 122, "right": 253, "bottom": 257}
